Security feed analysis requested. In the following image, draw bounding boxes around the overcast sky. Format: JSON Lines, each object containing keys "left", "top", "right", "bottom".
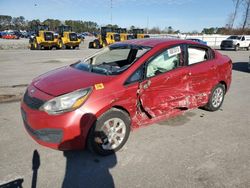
{"left": 0, "top": 0, "right": 240, "bottom": 32}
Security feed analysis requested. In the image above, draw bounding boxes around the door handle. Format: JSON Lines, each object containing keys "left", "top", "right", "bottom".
{"left": 143, "top": 80, "right": 151, "bottom": 89}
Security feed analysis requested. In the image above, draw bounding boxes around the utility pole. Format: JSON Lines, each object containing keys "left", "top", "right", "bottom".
{"left": 111, "top": 0, "right": 113, "bottom": 25}
{"left": 147, "top": 16, "right": 149, "bottom": 34}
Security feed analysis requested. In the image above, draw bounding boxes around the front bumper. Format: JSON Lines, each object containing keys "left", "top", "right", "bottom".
{"left": 248, "top": 56, "right": 250, "bottom": 70}
{"left": 21, "top": 108, "right": 63, "bottom": 143}
{"left": 220, "top": 43, "right": 235, "bottom": 50}
{"left": 20, "top": 86, "right": 91, "bottom": 150}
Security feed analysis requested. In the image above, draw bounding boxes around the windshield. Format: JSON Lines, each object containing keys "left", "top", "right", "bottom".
{"left": 72, "top": 44, "right": 151, "bottom": 75}
{"left": 227, "top": 36, "right": 241, "bottom": 40}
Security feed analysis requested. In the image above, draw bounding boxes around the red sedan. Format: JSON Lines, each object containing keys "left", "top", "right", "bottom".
{"left": 21, "top": 39, "right": 232, "bottom": 155}
{"left": 2, "top": 33, "right": 19, "bottom": 39}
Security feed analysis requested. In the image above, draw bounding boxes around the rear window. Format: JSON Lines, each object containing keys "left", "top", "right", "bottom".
{"left": 187, "top": 46, "right": 214, "bottom": 65}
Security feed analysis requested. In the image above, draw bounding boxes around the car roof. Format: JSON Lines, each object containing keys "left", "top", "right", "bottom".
{"left": 121, "top": 38, "right": 186, "bottom": 48}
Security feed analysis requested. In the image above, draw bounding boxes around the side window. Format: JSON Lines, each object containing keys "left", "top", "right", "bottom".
{"left": 188, "top": 47, "right": 212, "bottom": 65}
{"left": 242, "top": 36, "right": 245, "bottom": 41}
{"left": 146, "top": 45, "right": 183, "bottom": 78}
{"left": 125, "top": 66, "right": 143, "bottom": 85}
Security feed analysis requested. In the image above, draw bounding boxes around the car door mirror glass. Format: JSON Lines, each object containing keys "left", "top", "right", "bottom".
{"left": 125, "top": 66, "right": 143, "bottom": 85}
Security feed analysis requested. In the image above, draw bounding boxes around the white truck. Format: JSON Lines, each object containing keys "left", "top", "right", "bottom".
{"left": 220, "top": 35, "right": 250, "bottom": 51}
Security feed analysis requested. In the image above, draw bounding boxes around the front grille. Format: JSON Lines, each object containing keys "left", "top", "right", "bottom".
{"left": 44, "top": 32, "right": 54, "bottom": 41}
{"left": 221, "top": 41, "right": 233, "bottom": 46}
{"left": 23, "top": 90, "right": 45, "bottom": 110}
{"left": 69, "top": 33, "right": 78, "bottom": 41}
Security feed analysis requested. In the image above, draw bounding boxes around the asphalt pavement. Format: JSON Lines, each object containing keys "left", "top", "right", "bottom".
{"left": 0, "top": 47, "right": 249, "bottom": 188}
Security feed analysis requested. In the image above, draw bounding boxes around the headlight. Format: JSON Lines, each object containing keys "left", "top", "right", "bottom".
{"left": 40, "top": 88, "right": 92, "bottom": 115}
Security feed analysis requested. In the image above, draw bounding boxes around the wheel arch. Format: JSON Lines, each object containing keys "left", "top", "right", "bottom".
{"left": 219, "top": 80, "right": 227, "bottom": 92}
{"left": 111, "top": 105, "right": 131, "bottom": 118}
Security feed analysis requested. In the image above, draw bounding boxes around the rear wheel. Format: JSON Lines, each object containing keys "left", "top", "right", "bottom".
{"left": 204, "top": 83, "right": 225, "bottom": 111}
{"left": 235, "top": 44, "right": 239, "bottom": 51}
{"left": 87, "top": 108, "right": 131, "bottom": 156}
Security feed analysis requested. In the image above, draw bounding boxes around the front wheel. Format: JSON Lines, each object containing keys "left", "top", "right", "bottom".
{"left": 73, "top": 45, "right": 79, "bottom": 50}
{"left": 204, "top": 83, "right": 225, "bottom": 111}
{"left": 89, "top": 42, "right": 94, "bottom": 48}
{"left": 87, "top": 108, "right": 131, "bottom": 156}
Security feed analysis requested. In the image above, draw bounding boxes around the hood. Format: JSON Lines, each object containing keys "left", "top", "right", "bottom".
{"left": 222, "top": 39, "right": 235, "bottom": 42}
{"left": 32, "top": 66, "right": 113, "bottom": 96}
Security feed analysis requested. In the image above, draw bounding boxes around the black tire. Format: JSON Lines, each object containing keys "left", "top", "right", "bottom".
{"left": 87, "top": 108, "right": 131, "bottom": 156}
{"left": 235, "top": 44, "right": 239, "bottom": 51}
{"left": 89, "top": 42, "right": 94, "bottom": 48}
{"left": 62, "top": 44, "right": 66, "bottom": 50}
{"left": 34, "top": 40, "right": 41, "bottom": 50}
{"left": 94, "top": 39, "right": 100, "bottom": 49}
{"left": 30, "top": 43, "right": 35, "bottom": 50}
{"left": 74, "top": 45, "right": 79, "bottom": 50}
{"left": 204, "top": 83, "right": 225, "bottom": 111}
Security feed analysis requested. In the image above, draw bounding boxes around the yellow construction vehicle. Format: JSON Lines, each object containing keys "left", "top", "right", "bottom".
{"left": 131, "top": 29, "right": 150, "bottom": 39}
{"left": 29, "top": 25, "right": 58, "bottom": 50}
{"left": 115, "top": 28, "right": 134, "bottom": 41}
{"left": 89, "top": 27, "right": 120, "bottom": 49}
{"left": 57, "top": 25, "right": 81, "bottom": 49}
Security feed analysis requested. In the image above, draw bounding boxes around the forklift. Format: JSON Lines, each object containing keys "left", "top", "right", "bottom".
{"left": 57, "top": 25, "right": 81, "bottom": 49}
{"left": 115, "top": 28, "right": 134, "bottom": 41}
{"left": 131, "top": 29, "right": 150, "bottom": 39}
{"left": 89, "top": 27, "right": 120, "bottom": 49}
{"left": 29, "top": 24, "right": 58, "bottom": 50}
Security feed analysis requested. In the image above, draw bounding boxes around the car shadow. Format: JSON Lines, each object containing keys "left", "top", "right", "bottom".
{"left": 59, "top": 113, "right": 117, "bottom": 188}
{"left": 62, "top": 150, "right": 117, "bottom": 188}
{"left": 232, "top": 62, "right": 249, "bottom": 73}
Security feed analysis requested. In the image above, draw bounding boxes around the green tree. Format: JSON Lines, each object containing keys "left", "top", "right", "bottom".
{"left": 12, "top": 16, "right": 26, "bottom": 30}
{"left": 28, "top": 19, "right": 41, "bottom": 31}
{"left": 167, "top": 26, "right": 173, "bottom": 34}
{"left": 130, "top": 25, "right": 135, "bottom": 30}
{"left": 201, "top": 27, "right": 216, "bottom": 34}
{"left": 149, "top": 27, "right": 161, "bottom": 34}
{"left": 65, "top": 20, "right": 98, "bottom": 32}
{"left": 0, "top": 15, "right": 12, "bottom": 30}
{"left": 43, "top": 19, "right": 61, "bottom": 31}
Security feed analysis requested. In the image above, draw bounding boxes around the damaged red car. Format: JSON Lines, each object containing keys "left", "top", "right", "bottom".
{"left": 21, "top": 38, "right": 232, "bottom": 155}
